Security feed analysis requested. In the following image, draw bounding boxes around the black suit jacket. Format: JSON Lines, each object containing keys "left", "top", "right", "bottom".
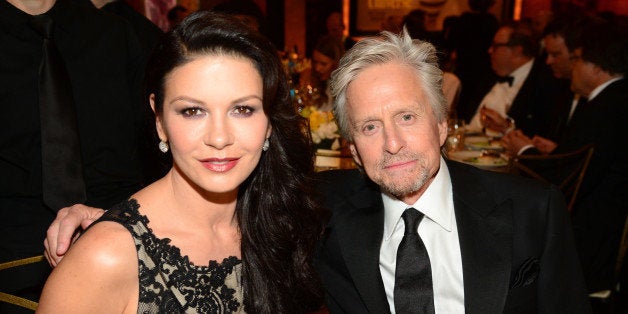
{"left": 546, "top": 78, "right": 628, "bottom": 292}
{"left": 507, "top": 59, "right": 564, "bottom": 137}
{"left": 467, "top": 59, "right": 562, "bottom": 137}
{"left": 315, "top": 161, "right": 591, "bottom": 313}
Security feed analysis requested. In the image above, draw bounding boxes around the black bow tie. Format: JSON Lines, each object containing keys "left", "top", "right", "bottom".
{"left": 496, "top": 75, "right": 514, "bottom": 86}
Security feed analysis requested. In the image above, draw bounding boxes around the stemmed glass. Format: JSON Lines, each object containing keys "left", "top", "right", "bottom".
{"left": 446, "top": 119, "right": 466, "bottom": 152}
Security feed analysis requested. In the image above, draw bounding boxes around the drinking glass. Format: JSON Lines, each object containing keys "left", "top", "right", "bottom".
{"left": 446, "top": 119, "right": 466, "bottom": 152}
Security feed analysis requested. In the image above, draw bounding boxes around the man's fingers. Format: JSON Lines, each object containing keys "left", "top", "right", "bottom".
{"left": 56, "top": 216, "right": 81, "bottom": 256}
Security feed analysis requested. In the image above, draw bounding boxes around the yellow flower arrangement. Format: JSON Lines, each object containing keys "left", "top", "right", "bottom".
{"left": 300, "top": 106, "right": 340, "bottom": 149}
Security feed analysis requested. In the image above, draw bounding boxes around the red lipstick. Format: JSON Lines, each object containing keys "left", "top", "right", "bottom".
{"left": 201, "top": 158, "right": 238, "bottom": 172}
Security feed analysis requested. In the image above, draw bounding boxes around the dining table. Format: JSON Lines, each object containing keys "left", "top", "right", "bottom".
{"left": 444, "top": 132, "right": 511, "bottom": 172}
{"left": 314, "top": 149, "right": 356, "bottom": 172}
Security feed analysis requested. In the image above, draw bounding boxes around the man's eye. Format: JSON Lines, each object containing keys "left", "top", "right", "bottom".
{"left": 362, "top": 123, "right": 378, "bottom": 135}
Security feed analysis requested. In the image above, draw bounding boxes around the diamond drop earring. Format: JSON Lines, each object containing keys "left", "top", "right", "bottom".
{"left": 158, "top": 140, "right": 169, "bottom": 153}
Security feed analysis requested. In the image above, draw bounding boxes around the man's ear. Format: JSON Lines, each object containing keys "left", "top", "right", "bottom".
{"left": 438, "top": 119, "right": 448, "bottom": 147}
{"left": 349, "top": 144, "right": 362, "bottom": 167}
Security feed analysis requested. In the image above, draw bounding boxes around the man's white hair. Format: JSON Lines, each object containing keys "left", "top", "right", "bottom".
{"left": 330, "top": 29, "right": 447, "bottom": 141}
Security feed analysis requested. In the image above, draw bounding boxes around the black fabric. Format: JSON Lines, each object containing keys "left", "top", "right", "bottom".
{"left": 0, "top": 0, "right": 150, "bottom": 307}
{"left": 314, "top": 165, "right": 592, "bottom": 313}
{"left": 546, "top": 79, "right": 627, "bottom": 292}
{"left": 394, "top": 208, "right": 434, "bottom": 314}
{"left": 505, "top": 59, "right": 565, "bottom": 137}
{"left": 495, "top": 75, "right": 514, "bottom": 86}
{"left": 29, "top": 14, "right": 86, "bottom": 210}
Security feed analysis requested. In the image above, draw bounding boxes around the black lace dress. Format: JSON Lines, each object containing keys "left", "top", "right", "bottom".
{"left": 94, "top": 199, "right": 244, "bottom": 313}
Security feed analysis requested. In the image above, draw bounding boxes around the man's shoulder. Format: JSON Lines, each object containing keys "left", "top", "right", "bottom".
{"left": 447, "top": 160, "right": 553, "bottom": 200}
{"left": 525, "top": 59, "right": 559, "bottom": 87}
{"left": 315, "top": 169, "right": 381, "bottom": 214}
{"left": 316, "top": 169, "right": 376, "bottom": 197}
{"left": 600, "top": 78, "right": 628, "bottom": 99}
{"left": 316, "top": 169, "right": 365, "bottom": 186}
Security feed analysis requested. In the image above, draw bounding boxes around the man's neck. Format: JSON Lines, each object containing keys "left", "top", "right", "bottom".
{"left": 7, "top": 0, "right": 56, "bottom": 15}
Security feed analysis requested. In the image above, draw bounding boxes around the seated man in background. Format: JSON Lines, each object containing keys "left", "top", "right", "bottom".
{"left": 466, "top": 22, "right": 562, "bottom": 137}
{"left": 502, "top": 20, "right": 628, "bottom": 295}
{"left": 498, "top": 12, "right": 591, "bottom": 153}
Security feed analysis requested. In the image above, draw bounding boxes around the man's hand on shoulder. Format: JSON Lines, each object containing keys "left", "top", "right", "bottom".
{"left": 44, "top": 204, "right": 106, "bottom": 267}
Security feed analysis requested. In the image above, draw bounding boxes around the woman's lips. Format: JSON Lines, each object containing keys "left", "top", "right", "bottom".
{"left": 200, "top": 158, "right": 239, "bottom": 172}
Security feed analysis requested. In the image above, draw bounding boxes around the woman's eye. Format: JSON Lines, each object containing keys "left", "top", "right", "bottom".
{"left": 233, "top": 106, "right": 254, "bottom": 116}
{"left": 180, "top": 107, "right": 204, "bottom": 117}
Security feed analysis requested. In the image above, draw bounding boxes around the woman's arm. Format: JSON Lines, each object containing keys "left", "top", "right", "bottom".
{"left": 38, "top": 221, "right": 138, "bottom": 313}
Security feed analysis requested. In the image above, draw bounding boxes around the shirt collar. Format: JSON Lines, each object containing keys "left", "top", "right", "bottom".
{"left": 382, "top": 157, "right": 454, "bottom": 241}
{"left": 588, "top": 76, "right": 624, "bottom": 101}
{"left": 508, "top": 58, "right": 534, "bottom": 87}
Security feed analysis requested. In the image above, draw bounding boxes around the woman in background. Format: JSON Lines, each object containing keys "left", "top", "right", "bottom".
{"left": 38, "top": 11, "right": 324, "bottom": 313}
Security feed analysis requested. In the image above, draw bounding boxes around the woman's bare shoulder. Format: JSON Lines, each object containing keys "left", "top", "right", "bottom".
{"left": 38, "top": 221, "right": 139, "bottom": 313}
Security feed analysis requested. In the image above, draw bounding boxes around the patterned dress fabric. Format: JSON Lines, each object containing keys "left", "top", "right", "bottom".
{"left": 95, "top": 199, "right": 244, "bottom": 313}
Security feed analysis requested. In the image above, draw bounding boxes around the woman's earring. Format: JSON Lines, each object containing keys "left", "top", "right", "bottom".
{"left": 158, "top": 140, "right": 169, "bottom": 153}
{"left": 262, "top": 138, "right": 270, "bottom": 151}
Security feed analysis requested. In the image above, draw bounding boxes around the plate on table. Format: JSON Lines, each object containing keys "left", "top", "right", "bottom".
{"left": 465, "top": 136, "right": 503, "bottom": 151}
{"left": 448, "top": 150, "right": 508, "bottom": 168}
{"left": 316, "top": 149, "right": 342, "bottom": 157}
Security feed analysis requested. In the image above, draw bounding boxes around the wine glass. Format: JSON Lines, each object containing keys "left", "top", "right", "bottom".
{"left": 446, "top": 119, "right": 466, "bottom": 152}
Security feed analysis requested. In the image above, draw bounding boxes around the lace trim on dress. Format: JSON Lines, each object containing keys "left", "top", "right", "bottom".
{"left": 97, "top": 199, "right": 244, "bottom": 313}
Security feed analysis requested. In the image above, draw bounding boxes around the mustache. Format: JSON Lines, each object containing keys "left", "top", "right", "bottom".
{"left": 377, "top": 152, "right": 422, "bottom": 168}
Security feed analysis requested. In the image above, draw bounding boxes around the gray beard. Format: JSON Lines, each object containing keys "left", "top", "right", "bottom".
{"left": 375, "top": 153, "right": 431, "bottom": 198}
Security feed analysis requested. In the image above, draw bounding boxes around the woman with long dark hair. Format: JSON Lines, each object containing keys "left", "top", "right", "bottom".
{"left": 38, "top": 11, "right": 324, "bottom": 313}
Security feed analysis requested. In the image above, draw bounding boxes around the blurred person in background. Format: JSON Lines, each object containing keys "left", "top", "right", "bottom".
{"left": 466, "top": 22, "right": 562, "bottom": 138}
{"left": 447, "top": 0, "right": 498, "bottom": 121}
{"left": 502, "top": 20, "right": 628, "bottom": 298}
{"left": 0, "top": 0, "right": 150, "bottom": 311}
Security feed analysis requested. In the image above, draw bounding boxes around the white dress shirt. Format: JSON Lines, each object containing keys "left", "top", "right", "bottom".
{"left": 467, "top": 59, "right": 535, "bottom": 133}
{"left": 379, "top": 158, "right": 465, "bottom": 313}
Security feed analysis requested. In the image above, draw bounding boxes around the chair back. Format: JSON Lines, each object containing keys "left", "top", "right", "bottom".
{"left": 507, "top": 144, "right": 594, "bottom": 212}
{"left": 0, "top": 255, "right": 44, "bottom": 311}
{"left": 616, "top": 214, "right": 628, "bottom": 278}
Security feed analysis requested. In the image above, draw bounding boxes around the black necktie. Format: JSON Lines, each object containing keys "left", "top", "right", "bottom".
{"left": 30, "top": 14, "right": 86, "bottom": 210}
{"left": 496, "top": 75, "right": 514, "bottom": 86}
{"left": 394, "top": 208, "right": 435, "bottom": 314}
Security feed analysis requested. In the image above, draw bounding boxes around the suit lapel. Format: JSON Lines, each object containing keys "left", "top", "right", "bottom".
{"left": 449, "top": 162, "right": 513, "bottom": 314}
{"left": 335, "top": 185, "right": 391, "bottom": 313}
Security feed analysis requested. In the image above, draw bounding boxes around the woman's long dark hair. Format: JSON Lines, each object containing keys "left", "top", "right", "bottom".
{"left": 145, "top": 11, "right": 324, "bottom": 313}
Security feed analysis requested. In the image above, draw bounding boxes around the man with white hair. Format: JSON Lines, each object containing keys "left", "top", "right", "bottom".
{"left": 315, "top": 29, "right": 591, "bottom": 313}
